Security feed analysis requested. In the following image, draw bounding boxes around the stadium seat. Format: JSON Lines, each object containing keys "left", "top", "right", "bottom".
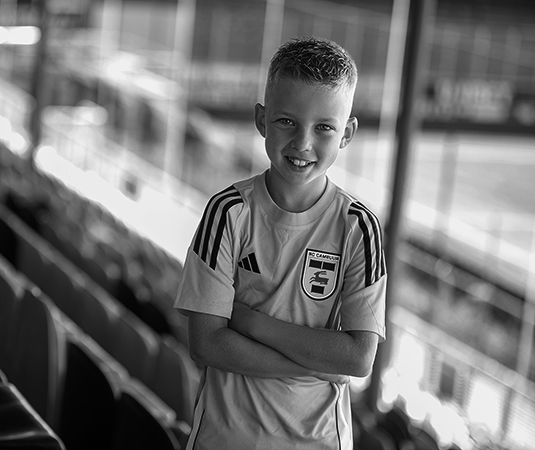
{"left": 134, "top": 293, "right": 174, "bottom": 336}
{"left": 376, "top": 405, "right": 412, "bottom": 449}
{"left": 410, "top": 427, "right": 440, "bottom": 450}
{"left": 148, "top": 335, "right": 200, "bottom": 426}
{"left": 45, "top": 258, "right": 81, "bottom": 322}
{"left": 58, "top": 339, "right": 122, "bottom": 450}
{"left": 0, "top": 208, "right": 18, "bottom": 265}
{"left": 107, "top": 311, "right": 160, "bottom": 386}
{"left": 57, "top": 232, "right": 87, "bottom": 272}
{"left": 352, "top": 405, "right": 397, "bottom": 450}
{"left": 76, "top": 284, "right": 125, "bottom": 351}
{"left": 0, "top": 255, "right": 23, "bottom": 378}
{"left": 0, "top": 383, "right": 66, "bottom": 450}
{"left": 39, "top": 210, "right": 70, "bottom": 255}
{"left": 16, "top": 232, "right": 49, "bottom": 290}
{"left": 10, "top": 287, "right": 67, "bottom": 431}
{"left": 109, "top": 385, "right": 181, "bottom": 450}
{"left": 354, "top": 422, "right": 396, "bottom": 450}
{"left": 4, "top": 189, "right": 48, "bottom": 232}
{"left": 78, "top": 247, "right": 121, "bottom": 298}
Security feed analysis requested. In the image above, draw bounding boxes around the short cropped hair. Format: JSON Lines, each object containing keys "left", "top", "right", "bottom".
{"left": 265, "top": 36, "right": 358, "bottom": 100}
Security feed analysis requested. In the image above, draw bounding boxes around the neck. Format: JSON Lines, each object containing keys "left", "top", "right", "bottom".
{"left": 265, "top": 170, "right": 327, "bottom": 213}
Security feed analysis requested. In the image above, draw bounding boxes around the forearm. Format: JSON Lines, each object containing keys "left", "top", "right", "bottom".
{"left": 194, "top": 326, "right": 310, "bottom": 378}
{"left": 234, "top": 310, "right": 378, "bottom": 377}
{"left": 188, "top": 311, "right": 332, "bottom": 379}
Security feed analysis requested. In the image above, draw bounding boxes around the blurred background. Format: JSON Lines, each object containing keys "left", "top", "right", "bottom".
{"left": 0, "top": 0, "right": 534, "bottom": 449}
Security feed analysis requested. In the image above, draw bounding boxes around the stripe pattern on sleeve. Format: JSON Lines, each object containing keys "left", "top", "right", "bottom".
{"left": 348, "top": 202, "right": 387, "bottom": 287}
{"left": 193, "top": 186, "right": 243, "bottom": 271}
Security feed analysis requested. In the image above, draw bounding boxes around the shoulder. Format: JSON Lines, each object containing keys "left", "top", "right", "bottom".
{"left": 199, "top": 183, "right": 245, "bottom": 229}
{"left": 205, "top": 173, "right": 259, "bottom": 213}
{"left": 331, "top": 185, "right": 383, "bottom": 232}
{"left": 205, "top": 184, "right": 244, "bottom": 213}
{"left": 191, "top": 181, "right": 250, "bottom": 269}
{"left": 196, "top": 175, "right": 259, "bottom": 232}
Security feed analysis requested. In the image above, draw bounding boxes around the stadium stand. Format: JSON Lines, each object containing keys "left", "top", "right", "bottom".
{"left": 0, "top": 149, "right": 197, "bottom": 448}
{"left": 0, "top": 232, "right": 191, "bottom": 448}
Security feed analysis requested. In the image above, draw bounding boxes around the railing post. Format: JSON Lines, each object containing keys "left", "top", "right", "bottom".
{"left": 366, "top": 0, "right": 436, "bottom": 413}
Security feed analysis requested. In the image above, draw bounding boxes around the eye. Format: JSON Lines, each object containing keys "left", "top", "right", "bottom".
{"left": 276, "top": 118, "right": 294, "bottom": 126}
{"left": 316, "top": 124, "right": 335, "bottom": 132}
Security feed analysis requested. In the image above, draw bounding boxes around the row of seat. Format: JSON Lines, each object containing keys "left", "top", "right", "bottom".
{"left": 0, "top": 253, "right": 191, "bottom": 449}
{"left": 0, "top": 145, "right": 186, "bottom": 343}
{"left": 0, "top": 201, "right": 199, "bottom": 429}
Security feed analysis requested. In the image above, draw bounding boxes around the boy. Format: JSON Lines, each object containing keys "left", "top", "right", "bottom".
{"left": 175, "top": 36, "right": 387, "bottom": 449}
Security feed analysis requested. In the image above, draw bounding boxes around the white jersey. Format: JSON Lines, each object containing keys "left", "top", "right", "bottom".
{"left": 175, "top": 171, "right": 386, "bottom": 450}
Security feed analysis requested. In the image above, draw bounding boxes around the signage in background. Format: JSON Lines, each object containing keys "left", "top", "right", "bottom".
{"left": 424, "top": 78, "right": 535, "bottom": 133}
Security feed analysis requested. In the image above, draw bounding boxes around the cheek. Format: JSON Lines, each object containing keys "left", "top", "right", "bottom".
{"left": 265, "top": 130, "right": 286, "bottom": 148}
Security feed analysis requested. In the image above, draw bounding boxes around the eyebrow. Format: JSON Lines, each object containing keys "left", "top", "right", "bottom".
{"left": 272, "top": 110, "right": 340, "bottom": 124}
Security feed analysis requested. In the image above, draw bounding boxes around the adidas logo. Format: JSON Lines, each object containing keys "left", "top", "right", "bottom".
{"left": 238, "top": 253, "right": 260, "bottom": 274}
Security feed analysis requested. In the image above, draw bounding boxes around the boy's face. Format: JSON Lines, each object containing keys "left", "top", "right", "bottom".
{"left": 255, "top": 77, "right": 357, "bottom": 201}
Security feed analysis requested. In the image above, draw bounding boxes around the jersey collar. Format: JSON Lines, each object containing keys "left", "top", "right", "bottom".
{"left": 255, "top": 170, "right": 336, "bottom": 226}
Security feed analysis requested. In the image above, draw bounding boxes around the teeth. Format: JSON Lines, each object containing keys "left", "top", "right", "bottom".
{"left": 288, "top": 157, "right": 312, "bottom": 167}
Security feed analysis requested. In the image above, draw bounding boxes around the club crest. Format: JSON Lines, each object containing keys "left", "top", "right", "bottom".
{"left": 301, "top": 249, "right": 341, "bottom": 300}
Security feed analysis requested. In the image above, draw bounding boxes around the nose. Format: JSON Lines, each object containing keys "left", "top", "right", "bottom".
{"left": 291, "top": 127, "right": 312, "bottom": 152}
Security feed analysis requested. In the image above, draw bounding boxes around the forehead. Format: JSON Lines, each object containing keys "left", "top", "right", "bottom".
{"left": 266, "top": 78, "right": 353, "bottom": 118}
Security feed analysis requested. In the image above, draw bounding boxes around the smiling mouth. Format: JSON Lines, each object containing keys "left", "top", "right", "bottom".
{"left": 287, "top": 157, "right": 314, "bottom": 167}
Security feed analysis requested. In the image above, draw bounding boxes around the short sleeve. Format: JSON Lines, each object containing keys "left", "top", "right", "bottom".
{"left": 340, "top": 275, "right": 387, "bottom": 340}
{"left": 341, "top": 201, "right": 387, "bottom": 340}
{"left": 174, "top": 186, "right": 243, "bottom": 318}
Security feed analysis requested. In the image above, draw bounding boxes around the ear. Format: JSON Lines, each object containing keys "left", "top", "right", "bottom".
{"left": 340, "top": 116, "right": 358, "bottom": 149}
{"left": 254, "top": 103, "right": 266, "bottom": 138}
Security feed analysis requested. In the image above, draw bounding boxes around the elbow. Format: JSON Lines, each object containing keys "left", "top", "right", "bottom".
{"left": 354, "top": 361, "right": 374, "bottom": 378}
{"left": 347, "top": 358, "right": 374, "bottom": 378}
{"left": 345, "top": 331, "right": 380, "bottom": 377}
{"left": 188, "top": 340, "right": 212, "bottom": 367}
{"left": 189, "top": 346, "right": 205, "bottom": 366}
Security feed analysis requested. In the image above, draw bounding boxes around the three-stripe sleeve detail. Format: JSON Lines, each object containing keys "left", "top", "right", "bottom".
{"left": 348, "top": 202, "right": 386, "bottom": 287}
{"left": 193, "top": 186, "right": 243, "bottom": 270}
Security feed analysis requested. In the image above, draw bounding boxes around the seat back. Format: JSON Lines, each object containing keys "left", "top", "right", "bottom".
{"left": 149, "top": 336, "right": 199, "bottom": 426}
{"left": 110, "top": 387, "right": 180, "bottom": 450}
{"left": 45, "top": 257, "right": 80, "bottom": 322}
{"left": 79, "top": 249, "right": 121, "bottom": 298}
{"left": 59, "top": 339, "right": 122, "bottom": 450}
{"left": 0, "top": 209, "right": 18, "bottom": 265}
{"left": 0, "top": 255, "right": 23, "bottom": 377}
{"left": 76, "top": 284, "right": 125, "bottom": 352}
{"left": 376, "top": 406, "right": 412, "bottom": 448}
{"left": 107, "top": 312, "right": 160, "bottom": 385}
{"left": 0, "top": 383, "right": 66, "bottom": 450}
{"left": 11, "top": 287, "right": 67, "bottom": 431}
{"left": 16, "top": 231, "right": 49, "bottom": 288}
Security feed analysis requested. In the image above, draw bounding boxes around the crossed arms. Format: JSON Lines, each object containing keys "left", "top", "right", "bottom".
{"left": 187, "top": 302, "right": 379, "bottom": 382}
